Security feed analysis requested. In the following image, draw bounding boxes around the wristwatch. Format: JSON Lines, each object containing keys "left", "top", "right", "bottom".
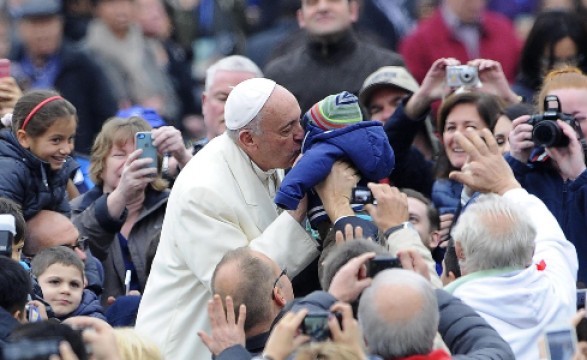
{"left": 383, "top": 221, "right": 414, "bottom": 238}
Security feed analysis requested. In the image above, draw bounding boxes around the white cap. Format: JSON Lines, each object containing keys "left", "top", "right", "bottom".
{"left": 0, "top": 214, "right": 15, "bottom": 235}
{"left": 225, "top": 78, "right": 276, "bottom": 130}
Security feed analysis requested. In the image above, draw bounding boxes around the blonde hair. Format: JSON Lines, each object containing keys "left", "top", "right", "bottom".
{"left": 537, "top": 66, "right": 587, "bottom": 110}
{"left": 293, "top": 342, "right": 365, "bottom": 360}
{"left": 113, "top": 327, "right": 162, "bottom": 360}
{"left": 89, "top": 116, "right": 168, "bottom": 191}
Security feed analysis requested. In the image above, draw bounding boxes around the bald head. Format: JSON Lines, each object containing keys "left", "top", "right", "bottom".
{"left": 24, "top": 210, "right": 83, "bottom": 261}
{"left": 358, "top": 269, "right": 438, "bottom": 358}
{"left": 212, "top": 247, "right": 292, "bottom": 335}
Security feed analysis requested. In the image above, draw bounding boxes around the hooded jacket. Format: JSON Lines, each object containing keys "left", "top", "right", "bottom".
{"left": 57, "top": 289, "right": 106, "bottom": 321}
{"left": 445, "top": 188, "right": 577, "bottom": 359}
{"left": 506, "top": 153, "right": 587, "bottom": 285}
{"left": 0, "top": 130, "right": 76, "bottom": 220}
{"left": 275, "top": 121, "right": 395, "bottom": 210}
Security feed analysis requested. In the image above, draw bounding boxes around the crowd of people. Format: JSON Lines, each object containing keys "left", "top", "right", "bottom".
{"left": 0, "top": 0, "right": 586, "bottom": 359}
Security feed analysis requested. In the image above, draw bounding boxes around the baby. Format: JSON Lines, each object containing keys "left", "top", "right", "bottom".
{"left": 275, "top": 91, "right": 395, "bottom": 231}
{"left": 31, "top": 246, "right": 105, "bottom": 321}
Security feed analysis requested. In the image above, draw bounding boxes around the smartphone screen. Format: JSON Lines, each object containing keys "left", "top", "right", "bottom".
{"left": 545, "top": 326, "right": 577, "bottom": 360}
{"left": 135, "top": 132, "right": 158, "bottom": 170}
{"left": 301, "top": 313, "right": 330, "bottom": 341}
{"left": 351, "top": 186, "right": 374, "bottom": 205}
{"left": 0, "top": 59, "right": 10, "bottom": 78}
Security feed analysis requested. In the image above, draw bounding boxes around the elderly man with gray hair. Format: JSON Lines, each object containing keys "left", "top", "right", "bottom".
{"left": 359, "top": 269, "right": 447, "bottom": 359}
{"left": 445, "top": 128, "right": 578, "bottom": 359}
{"left": 135, "top": 78, "right": 322, "bottom": 359}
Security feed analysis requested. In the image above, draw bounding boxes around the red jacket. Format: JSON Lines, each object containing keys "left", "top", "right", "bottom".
{"left": 388, "top": 349, "right": 452, "bottom": 360}
{"left": 399, "top": 9, "right": 521, "bottom": 83}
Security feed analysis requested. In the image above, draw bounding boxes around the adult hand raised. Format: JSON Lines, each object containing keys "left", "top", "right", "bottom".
{"left": 364, "top": 184, "right": 409, "bottom": 232}
{"left": 152, "top": 126, "right": 192, "bottom": 168}
{"left": 198, "top": 295, "right": 246, "bottom": 357}
{"left": 328, "top": 252, "right": 375, "bottom": 302}
{"left": 107, "top": 149, "right": 157, "bottom": 219}
{"left": 448, "top": 128, "right": 521, "bottom": 195}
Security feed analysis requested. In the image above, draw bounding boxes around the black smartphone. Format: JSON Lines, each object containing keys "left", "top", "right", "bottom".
{"left": 351, "top": 186, "right": 374, "bottom": 204}
{"left": 300, "top": 312, "right": 342, "bottom": 342}
{"left": 368, "top": 255, "right": 402, "bottom": 278}
{"left": 577, "top": 289, "right": 586, "bottom": 310}
{"left": 135, "top": 132, "right": 158, "bottom": 171}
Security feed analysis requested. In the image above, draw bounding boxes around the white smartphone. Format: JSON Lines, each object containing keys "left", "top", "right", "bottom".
{"left": 135, "top": 132, "right": 158, "bottom": 170}
{"left": 544, "top": 323, "right": 577, "bottom": 360}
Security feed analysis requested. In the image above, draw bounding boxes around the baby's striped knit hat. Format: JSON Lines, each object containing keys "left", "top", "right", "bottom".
{"left": 304, "top": 91, "right": 363, "bottom": 130}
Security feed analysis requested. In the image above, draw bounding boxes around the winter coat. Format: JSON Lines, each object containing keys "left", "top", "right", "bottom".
{"left": 0, "top": 130, "right": 76, "bottom": 220}
{"left": 70, "top": 186, "right": 168, "bottom": 304}
{"left": 62, "top": 289, "right": 106, "bottom": 321}
{"left": 264, "top": 31, "right": 404, "bottom": 113}
{"left": 275, "top": 121, "right": 395, "bottom": 210}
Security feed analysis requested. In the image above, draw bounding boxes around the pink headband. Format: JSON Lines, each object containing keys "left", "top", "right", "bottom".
{"left": 21, "top": 96, "right": 63, "bottom": 131}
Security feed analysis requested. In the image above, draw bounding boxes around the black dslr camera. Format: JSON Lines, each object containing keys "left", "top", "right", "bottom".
{"left": 528, "top": 95, "right": 579, "bottom": 147}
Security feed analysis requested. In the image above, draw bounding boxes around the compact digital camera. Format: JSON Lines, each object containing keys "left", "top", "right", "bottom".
{"left": 300, "top": 311, "right": 343, "bottom": 342}
{"left": 528, "top": 95, "right": 578, "bottom": 147}
{"left": 446, "top": 65, "right": 480, "bottom": 88}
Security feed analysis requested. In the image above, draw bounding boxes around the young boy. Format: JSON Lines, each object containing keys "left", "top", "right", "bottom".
{"left": 30, "top": 247, "right": 105, "bottom": 321}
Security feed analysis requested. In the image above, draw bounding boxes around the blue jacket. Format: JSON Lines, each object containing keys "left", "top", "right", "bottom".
{"left": 0, "top": 306, "right": 20, "bottom": 345}
{"left": 0, "top": 130, "right": 76, "bottom": 220}
{"left": 506, "top": 154, "right": 587, "bottom": 284}
{"left": 59, "top": 289, "right": 106, "bottom": 321}
{"left": 275, "top": 121, "right": 395, "bottom": 210}
{"left": 432, "top": 178, "right": 463, "bottom": 215}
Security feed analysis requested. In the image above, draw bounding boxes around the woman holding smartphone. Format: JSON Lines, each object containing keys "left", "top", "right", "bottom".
{"left": 70, "top": 116, "right": 186, "bottom": 305}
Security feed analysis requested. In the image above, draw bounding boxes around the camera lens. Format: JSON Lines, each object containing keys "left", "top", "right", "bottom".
{"left": 138, "top": 134, "right": 145, "bottom": 139}
{"left": 533, "top": 121, "right": 568, "bottom": 147}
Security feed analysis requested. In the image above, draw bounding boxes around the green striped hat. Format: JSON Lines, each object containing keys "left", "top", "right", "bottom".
{"left": 306, "top": 91, "right": 363, "bottom": 130}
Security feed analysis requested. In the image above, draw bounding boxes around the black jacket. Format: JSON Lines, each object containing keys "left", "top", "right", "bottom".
{"left": 0, "top": 306, "right": 20, "bottom": 345}
{"left": 384, "top": 97, "right": 435, "bottom": 197}
{"left": 0, "top": 130, "right": 76, "bottom": 220}
{"left": 11, "top": 42, "right": 118, "bottom": 155}
{"left": 264, "top": 31, "right": 404, "bottom": 113}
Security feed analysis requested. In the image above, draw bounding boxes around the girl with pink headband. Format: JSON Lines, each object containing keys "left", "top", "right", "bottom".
{"left": 0, "top": 90, "right": 78, "bottom": 220}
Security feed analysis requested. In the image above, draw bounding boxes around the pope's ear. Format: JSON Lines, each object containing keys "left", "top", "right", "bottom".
{"left": 238, "top": 129, "right": 256, "bottom": 148}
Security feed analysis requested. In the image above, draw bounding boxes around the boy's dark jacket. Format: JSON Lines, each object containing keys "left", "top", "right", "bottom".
{"left": 57, "top": 289, "right": 106, "bottom": 322}
{"left": 275, "top": 121, "right": 395, "bottom": 210}
{"left": 0, "top": 129, "right": 76, "bottom": 220}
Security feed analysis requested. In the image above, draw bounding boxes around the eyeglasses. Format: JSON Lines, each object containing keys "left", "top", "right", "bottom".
{"left": 271, "top": 267, "right": 287, "bottom": 300}
{"left": 62, "top": 237, "right": 89, "bottom": 252}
